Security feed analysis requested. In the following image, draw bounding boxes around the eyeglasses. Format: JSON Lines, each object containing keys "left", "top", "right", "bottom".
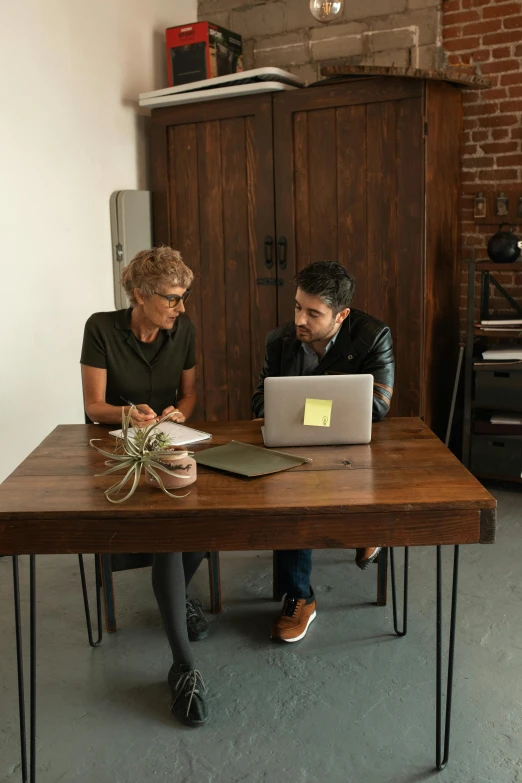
{"left": 153, "top": 290, "right": 192, "bottom": 309}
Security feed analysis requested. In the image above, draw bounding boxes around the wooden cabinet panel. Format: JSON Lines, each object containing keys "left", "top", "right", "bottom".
{"left": 167, "top": 122, "right": 205, "bottom": 418}
{"left": 221, "top": 117, "right": 252, "bottom": 421}
{"left": 424, "top": 82, "right": 462, "bottom": 436}
{"left": 274, "top": 84, "right": 424, "bottom": 419}
{"left": 336, "top": 104, "right": 367, "bottom": 311}
{"left": 366, "top": 100, "right": 399, "bottom": 367}
{"left": 307, "top": 108, "right": 339, "bottom": 261}
{"left": 196, "top": 120, "right": 228, "bottom": 421}
{"left": 151, "top": 96, "right": 276, "bottom": 421}
{"left": 396, "top": 98, "right": 424, "bottom": 420}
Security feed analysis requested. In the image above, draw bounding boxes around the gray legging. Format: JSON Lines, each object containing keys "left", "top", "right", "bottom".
{"left": 152, "top": 551, "right": 206, "bottom": 668}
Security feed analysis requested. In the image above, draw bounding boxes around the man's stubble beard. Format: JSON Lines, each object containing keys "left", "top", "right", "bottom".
{"left": 296, "top": 319, "right": 337, "bottom": 344}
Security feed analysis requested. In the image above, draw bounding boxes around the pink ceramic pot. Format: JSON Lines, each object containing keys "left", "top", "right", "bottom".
{"left": 145, "top": 449, "right": 197, "bottom": 490}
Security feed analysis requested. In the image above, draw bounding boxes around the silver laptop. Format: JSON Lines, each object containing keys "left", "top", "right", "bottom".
{"left": 262, "top": 375, "right": 373, "bottom": 448}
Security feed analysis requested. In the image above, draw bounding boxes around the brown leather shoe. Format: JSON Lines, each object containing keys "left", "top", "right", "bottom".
{"left": 355, "top": 546, "right": 382, "bottom": 571}
{"left": 271, "top": 594, "right": 316, "bottom": 643}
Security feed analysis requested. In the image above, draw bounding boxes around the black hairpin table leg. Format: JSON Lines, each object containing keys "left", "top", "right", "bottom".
{"left": 78, "top": 555, "right": 103, "bottom": 648}
{"left": 376, "top": 547, "right": 388, "bottom": 606}
{"left": 12, "top": 555, "right": 36, "bottom": 783}
{"left": 436, "top": 545, "right": 460, "bottom": 771}
{"left": 390, "top": 547, "right": 409, "bottom": 637}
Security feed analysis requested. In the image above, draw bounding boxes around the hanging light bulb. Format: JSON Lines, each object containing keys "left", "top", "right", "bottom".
{"left": 309, "top": 0, "right": 344, "bottom": 23}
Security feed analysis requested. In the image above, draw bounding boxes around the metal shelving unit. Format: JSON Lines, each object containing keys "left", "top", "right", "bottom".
{"left": 462, "top": 260, "right": 522, "bottom": 480}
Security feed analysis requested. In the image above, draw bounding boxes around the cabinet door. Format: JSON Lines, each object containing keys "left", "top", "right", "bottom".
{"left": 151, "top": 96, "right": 276, "bottom": 421}
{"left": 273, "top": 79, "right": 425, "bottom": 419}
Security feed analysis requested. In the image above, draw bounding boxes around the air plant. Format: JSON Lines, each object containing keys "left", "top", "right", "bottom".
{"left": 90, "top": 409, "right": 194, "bottom": 504}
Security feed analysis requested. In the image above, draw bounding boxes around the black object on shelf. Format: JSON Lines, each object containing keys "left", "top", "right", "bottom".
{"left": 486, "top": 223, "right": 522, "bottom": 264}
{"left": 462, "top": 259, "right": 522, "bottom": 482}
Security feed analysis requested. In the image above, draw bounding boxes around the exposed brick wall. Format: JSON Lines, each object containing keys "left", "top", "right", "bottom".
{"left": 198, "top": 0, "right": 444, "bottom": 82}
{"left": 442, "top": 0, "right": 522, "bottom": 324}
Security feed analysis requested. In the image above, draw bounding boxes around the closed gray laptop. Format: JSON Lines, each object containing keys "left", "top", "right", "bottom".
{"left": 262, "top": 375, "right": 373, "bottom": 448}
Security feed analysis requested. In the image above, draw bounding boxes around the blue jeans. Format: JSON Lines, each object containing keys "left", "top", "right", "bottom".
{"left": 274, "top": 549, "right": 312, "bottom": 599}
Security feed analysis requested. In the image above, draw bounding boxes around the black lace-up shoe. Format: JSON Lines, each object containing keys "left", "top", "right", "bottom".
{"left": 186, "top": 597, "right": 210, "bottom": 641}
{"left": 168, "top": 665, "right": 209, "bottom": 727}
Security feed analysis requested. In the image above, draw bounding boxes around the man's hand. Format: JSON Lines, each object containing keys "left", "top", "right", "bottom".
{"left": 129, "top": 404, "right": 157, "bottom": 428}
{"left": 161, "top": 406, "right": 186, "bottom": 423}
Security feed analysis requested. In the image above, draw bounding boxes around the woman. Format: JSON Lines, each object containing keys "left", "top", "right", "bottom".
{"left": 81, "top": 246, "right": 209, "bottom": 727}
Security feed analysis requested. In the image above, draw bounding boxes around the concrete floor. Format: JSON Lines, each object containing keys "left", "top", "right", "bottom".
{"left": 1, "top": 483, "right": 521, "bottom": 783}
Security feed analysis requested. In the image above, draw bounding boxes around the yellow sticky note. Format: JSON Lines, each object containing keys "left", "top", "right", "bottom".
{"left": 304, "top": 398, "right": 332, "bottom": 427}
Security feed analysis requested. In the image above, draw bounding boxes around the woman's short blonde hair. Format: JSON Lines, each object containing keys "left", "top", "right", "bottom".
{"left": 121, "top": 247, "right": 194, "bottom": 306}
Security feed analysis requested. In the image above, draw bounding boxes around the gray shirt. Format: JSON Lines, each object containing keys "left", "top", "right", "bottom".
{"left": 300, "top": 329, "right": 341, "bottom": 375}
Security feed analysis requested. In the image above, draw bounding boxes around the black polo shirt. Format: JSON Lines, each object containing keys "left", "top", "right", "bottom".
{"left": 80, "top": 308, "right": 196, "bottom": 413}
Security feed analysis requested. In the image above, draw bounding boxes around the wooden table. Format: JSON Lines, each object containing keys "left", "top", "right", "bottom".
{"left": 0, "top": 418, "right": 496, "bottom": 781}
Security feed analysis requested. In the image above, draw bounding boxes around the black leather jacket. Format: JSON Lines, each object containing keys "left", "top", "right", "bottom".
{"left": 252, "top": 309, "right": 395, "bottom": 422}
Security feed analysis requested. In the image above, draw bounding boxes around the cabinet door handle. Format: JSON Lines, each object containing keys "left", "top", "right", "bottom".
{"left": 264, "top": 236, "right": 274, "bottom": 269}
{"left": 278, "top": 236, "right": 287, "bottom": 270}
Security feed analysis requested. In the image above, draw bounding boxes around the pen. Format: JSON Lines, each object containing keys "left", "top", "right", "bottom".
{"left": 120, "top": 397, "right": 156, "bottom": 417}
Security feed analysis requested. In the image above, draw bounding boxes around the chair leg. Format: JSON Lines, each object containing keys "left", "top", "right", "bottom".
{"left": 208, "top": 552, "right": 222, "bottom": 614}
{"left": 272, "top": 551, "right": 283, "bottom": 602}
{"left": 376, "top": 547, "right": 388, "bottom": 606}
{"left": 100, "top": 554, "right": 117, "bottom": 633}
{"left": 78, "top": 554, "right": 103, "bottom": 647}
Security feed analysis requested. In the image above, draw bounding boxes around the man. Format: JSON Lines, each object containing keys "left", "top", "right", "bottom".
{"left": 252, "top": 261, "right": 394, "bottom": 643}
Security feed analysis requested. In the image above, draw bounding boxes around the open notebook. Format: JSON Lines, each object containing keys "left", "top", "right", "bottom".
{"left": 109, "top": 421, "right": 212, "bottom": 447}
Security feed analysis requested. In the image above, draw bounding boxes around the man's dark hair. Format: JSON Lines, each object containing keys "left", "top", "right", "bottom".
{"left": 294, "top": 261, "right": 355, "bottom": 313}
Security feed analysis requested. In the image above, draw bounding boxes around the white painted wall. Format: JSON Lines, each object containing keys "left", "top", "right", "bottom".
{"left": 0, "top": 0, "right": 196, "bottom": 481}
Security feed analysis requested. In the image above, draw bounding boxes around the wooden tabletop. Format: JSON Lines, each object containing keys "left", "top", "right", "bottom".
{"left": 0, "top": 419, "right": 496, "bottom": 555}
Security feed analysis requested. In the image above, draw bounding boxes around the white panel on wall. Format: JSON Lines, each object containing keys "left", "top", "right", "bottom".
{"left": 110, "top": 190, "right": 152, "bottom": 310}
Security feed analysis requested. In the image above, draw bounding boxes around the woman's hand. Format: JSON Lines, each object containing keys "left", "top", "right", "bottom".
{"left": 161, "top": 406, "right": 186, "bottom": 423}
{"left": 129, "top": 404, "right": 158, "bottom": 427}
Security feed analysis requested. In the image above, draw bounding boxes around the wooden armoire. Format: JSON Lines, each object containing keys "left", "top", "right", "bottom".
{"left": 150, "top": 76, "right": 462, "bottom": 437}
